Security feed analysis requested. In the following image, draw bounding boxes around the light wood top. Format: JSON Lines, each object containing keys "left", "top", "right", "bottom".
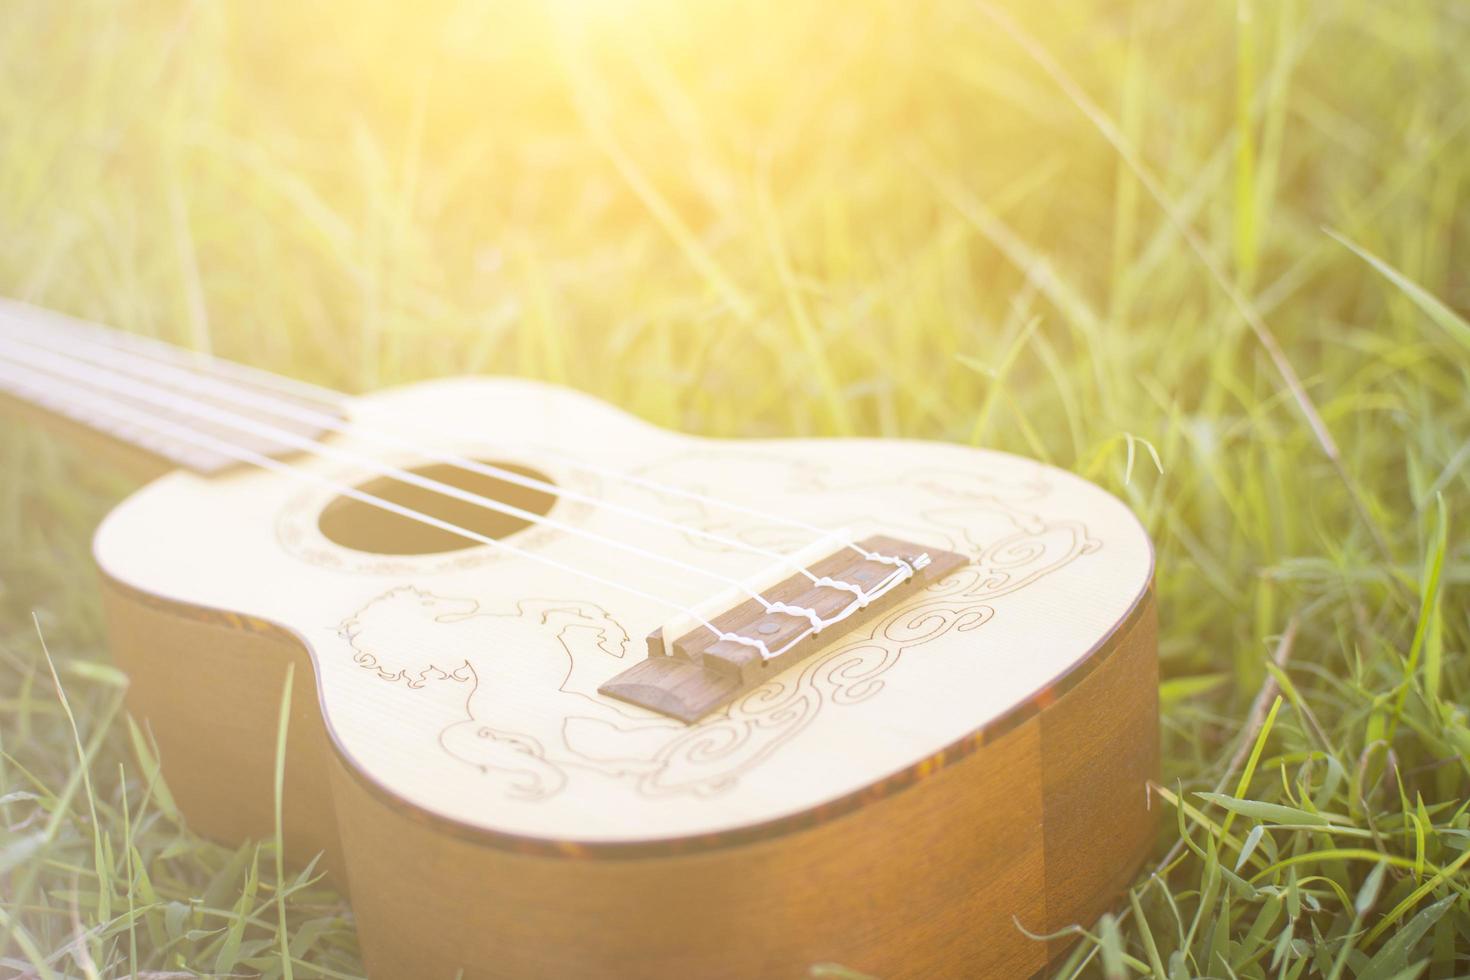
{"left": 93, "top": 376, "right": 1153, "bottom": 845}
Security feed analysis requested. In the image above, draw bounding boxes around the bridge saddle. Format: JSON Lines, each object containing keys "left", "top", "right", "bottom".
{"left": 598, "top": 534, "right": 969, "bottom": 723}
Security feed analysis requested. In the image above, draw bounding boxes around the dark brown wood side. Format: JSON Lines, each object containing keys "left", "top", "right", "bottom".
{"left": 1041, "top": 591, "right": 1160, "bottom": 950}
{"left": 331, "top": 716, "right": 1050, "bottom": 979}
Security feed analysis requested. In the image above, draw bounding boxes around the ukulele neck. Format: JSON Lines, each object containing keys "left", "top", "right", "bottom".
{"left": 0, "top": 298, "right": 346, "bottom": 478}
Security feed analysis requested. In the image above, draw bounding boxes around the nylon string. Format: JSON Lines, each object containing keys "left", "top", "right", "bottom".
{"left": 0, "top": 341, "right": 918, "bottom": 659}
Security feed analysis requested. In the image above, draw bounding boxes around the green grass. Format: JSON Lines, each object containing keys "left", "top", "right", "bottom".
{"left": 2, "top": 0, "right": 1468, "bottom": 975}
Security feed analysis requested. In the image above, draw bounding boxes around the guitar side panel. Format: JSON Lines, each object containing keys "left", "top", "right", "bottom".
{"left": 99, "top": 577, "right": 348, "bottom": 885}
{"left": 1041, "top": 590, "right": 1160, "bottom": 957}
{"left": 330, "top": 706, "right": 1050, "bottom": 980}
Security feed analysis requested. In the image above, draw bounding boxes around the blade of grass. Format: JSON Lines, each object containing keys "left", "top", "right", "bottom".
{"left": 274, "top": 663, "right": 296, "bottom": 980}
{"left": 1328, "top": 230, "right": 1470, "bottom": 354}
{"left": 33, "top": 615, "right": 110, "bottom": 930}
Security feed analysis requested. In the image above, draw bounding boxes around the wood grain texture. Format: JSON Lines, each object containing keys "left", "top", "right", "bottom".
{"left": 330, "top": 711, "right": 1051, "bottom": 979}
{"left": 100, "top": 578, "right": 347, "bottom": 883}
{"left": 1041, "top": 595, "right": 1160, "bottom": 959}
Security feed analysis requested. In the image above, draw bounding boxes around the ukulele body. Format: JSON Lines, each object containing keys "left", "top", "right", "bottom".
{"left": 94, "top": 376, "right": 1158, "bottom": 978}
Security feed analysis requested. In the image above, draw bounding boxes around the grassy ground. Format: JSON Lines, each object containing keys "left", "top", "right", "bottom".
{"left": 2, "top": 0, "right": 1468, "bottom": 975}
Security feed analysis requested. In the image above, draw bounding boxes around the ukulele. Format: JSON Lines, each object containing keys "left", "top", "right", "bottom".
{"left": 0, "top": 298, "right": 1158, "bottom": 979}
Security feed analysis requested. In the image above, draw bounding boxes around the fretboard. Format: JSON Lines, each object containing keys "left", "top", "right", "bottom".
{"left": 0, "top": 298, "right": 347, "bottom": 476}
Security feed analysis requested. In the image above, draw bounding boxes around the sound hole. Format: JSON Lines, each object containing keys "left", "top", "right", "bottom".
{"left": 317, "top": 461, "right": 557, "bottom": 556}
